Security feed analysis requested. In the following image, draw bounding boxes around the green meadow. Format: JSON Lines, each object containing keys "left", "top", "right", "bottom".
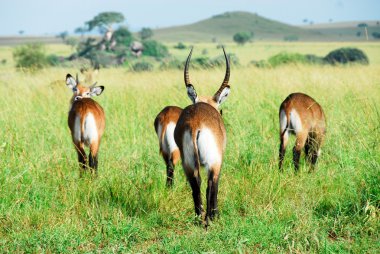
{"left": 0, "top": 42, "right": 379, "bottom": 253}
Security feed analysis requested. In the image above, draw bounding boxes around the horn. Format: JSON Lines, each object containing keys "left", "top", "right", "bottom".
{"left": 214, "top": 46, "right": 230, "bottom": 97}
{"left": 184, "top": 47, "right": 193, "bottom": 87}
{"left": 75, "top": 73, "right": 79, "bottom": 84}
{"left": 90, "top": 82, "right": 98, "bottom": 88}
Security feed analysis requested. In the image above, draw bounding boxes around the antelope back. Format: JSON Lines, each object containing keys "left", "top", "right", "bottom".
{"left": 280, "top": 93, "right": 326, "bottom": 134}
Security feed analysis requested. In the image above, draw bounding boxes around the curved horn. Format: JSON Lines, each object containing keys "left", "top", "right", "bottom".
{"left": 76, "top": 73, "right": 79, "bottom": 84}
{"left": 214, "top": 46, "right": 230, "bottom": 97}
{"left": 184, "top": 47, "right": 193, "bottom": 87}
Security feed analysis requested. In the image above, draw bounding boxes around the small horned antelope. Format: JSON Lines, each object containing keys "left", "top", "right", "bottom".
{"left": 66, "top": 74, "right": 105, "bottom": 176}
{"left": 279, "top": 93, "right": 326, "bottom": 172}
{"left": 174, "top": 47, "right": 231, "bottom": 226}
{"left": 154, "top": 106, "right": 183, "bottom": 187}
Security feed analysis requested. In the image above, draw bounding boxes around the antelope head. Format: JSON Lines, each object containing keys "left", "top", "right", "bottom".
{"left": 66, "top": 74, "right": 104, "bottom": 102}
{"left": 184, "top": 47, "right": 231, "bottom": 112}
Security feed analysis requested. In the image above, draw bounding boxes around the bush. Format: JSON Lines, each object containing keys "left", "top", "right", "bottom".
{"left": 324, "top": 47, "right": 369, "bottom": 65}
{"left": 113, "top": 26, "right": 133, "bottom": 46}
{"left": 131, "top": 61, "right": 154, "bottom": 72}
{"left": 267, "top": 52, "right": 308, "bottom": 67}
{"left": 174, "top": 42, "right": 187, "bottom": 49}
{"left": 233, "top": 32, "right": 252, "bottom": 45}
{"left": 372, "top": 32, "right": 380, "bottom": 39}
{"left": 13, "top": 43, "right": 48, "bottom": 71}
{"left": 142, "top": 40, "right": 169, "bottom": 59}
{"left": 283, "top": 35, "right": 299, "bottom": 41}
{"left": 46, "top": 54, "right": 63, "bottom": 66}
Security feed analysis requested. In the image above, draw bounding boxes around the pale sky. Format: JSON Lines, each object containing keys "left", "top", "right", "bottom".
{"left": 0, "top": 0, "right": 379, "bottom": 36}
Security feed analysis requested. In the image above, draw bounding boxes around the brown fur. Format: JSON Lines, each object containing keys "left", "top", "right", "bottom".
{"left": 279, "top": 92, "right": 326, "bottom": 171}
{"left": 154, "top": 106, "right": 182, "bottom": 186}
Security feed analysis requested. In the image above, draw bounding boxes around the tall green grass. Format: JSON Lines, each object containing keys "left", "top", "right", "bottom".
{"left": 0, "top": 51, "right": 379, "bottom": 252}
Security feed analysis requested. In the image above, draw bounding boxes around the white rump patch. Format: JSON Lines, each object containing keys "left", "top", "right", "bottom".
{"left": 279, "top": 109, "right": 287, "bottom": 133}
{"left": 73, "top": 115, "right": 81, "bottom": 143}
{"left": 163, "top": 122, "right": 178, "bottom": 154}
{"left": 183, "top": 130, "right": 195, "bottom": 170}
{"left": 83, "top": 113, "right": 98, "bottom": 146}
{"left": 290, "top": 109, "right": 303, "bottom": 134}
{"left": 197, "top": 128, "right": 221, "bottom": 171}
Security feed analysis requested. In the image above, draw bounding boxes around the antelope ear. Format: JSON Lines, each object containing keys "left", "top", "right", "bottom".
{"left": 187, "top": 84, "right": 198, "bottom": 104}
{"left": 214, "top": 86, "right": 230, "bottom": 105}
{"left": 66, "top": 74, "right": 77, "bottom": 90}
{"left": 90, "top": 86, "right": 104, "bottom": 97}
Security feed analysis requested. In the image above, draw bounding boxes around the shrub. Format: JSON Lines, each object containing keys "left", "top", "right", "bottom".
{"left": 46, "top": 54, "right": 63, "bottom": 66}
{"left": 142, "top": 40, "right": 169, "bottom": 59}
{"left": 233, "top": 32, "right": 252, "bottom": 45}
{"left": 174, "top": 42, "right": 186, "bottom": 49}
{"left": 372, "top": 32, "right": 380, "bottom": 39}
{"left": 267, "top": 52, "right": 308, "bottom": 67}
{"left": 113, "top": 26, "right": 133, "bottom": 46}
{"left": 324, "top": 47, "right": 369, "bottom": 65}
{"left": 283, "top": 35, "right": 299, "bottom": 41}
{"left": 131, "top": 61, "right": 154, "bottom": 72}
{"left": 13, "top": 43, "right": 48, "bottom": 71}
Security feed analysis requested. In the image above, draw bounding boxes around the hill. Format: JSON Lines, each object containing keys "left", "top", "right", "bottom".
{"left": 153, "top": 11, "right": 325, "bottom": 42}
{"left": 300, "top": 21, "right": 380, "bottom": 41}
{"left": 153, "top": 11, "right": 380, "bottom": 42}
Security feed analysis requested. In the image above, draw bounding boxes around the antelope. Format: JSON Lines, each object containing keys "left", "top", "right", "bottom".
{"left": 154, "top": 106, "right": 183, "bottom": 187}
{"left": 174, "top": 47, "right": 230, "bottom": 226}
{"left": 65, "top": 73, "right": 105, "bottom": 176}
{"left": 278, "top": 93, "right": 326, "bottom": 172}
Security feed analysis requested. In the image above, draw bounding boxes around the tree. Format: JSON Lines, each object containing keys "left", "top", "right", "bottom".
{"left": 85, "top": 12, "right": 124, "bottom": 33}
{"left": 372, "top": 32, "right": 380, "bottom": 39}
{"left": 18, "top": 30, "right": 24, "bottom": 35}
{"left": 142, "top": 40, "right": 169, "bottom": 58}
{"left": 113, "top": 26, "right": 133, "bottom": 46}
{"left": 139, "top": 27, "right": 153, "bottom": 40}
{"left": 58, "top": 31, "right": 68, "bottom": 41}
{"left": 74, "top": 27, "right": 87, "bottom": 37}
{"left": 357, "top": 23, "right": 369, "bottom": 40}
{"left": 233, "top": 32, "right": 252, "bottom": 45}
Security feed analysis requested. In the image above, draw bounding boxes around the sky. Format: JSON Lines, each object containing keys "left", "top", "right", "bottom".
{"left": 0, "top": 0, "right": 379, "bottom": 36}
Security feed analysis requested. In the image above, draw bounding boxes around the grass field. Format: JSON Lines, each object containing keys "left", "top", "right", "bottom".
{"left": 0, "top": 42, "right": 379, "bottom": 253}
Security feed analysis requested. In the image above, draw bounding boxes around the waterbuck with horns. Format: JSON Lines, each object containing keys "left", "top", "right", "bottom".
{"left": 174, "top": 47, "right": 231, "bottom": 226}
{"left": 279, "top": 93, "right": 326, "bottom": 172}
{"left": 154, "top": 106, "right": 183, "bottom": 187}
{"left": 66, "top": 74, "right": 105, "bottom": 176}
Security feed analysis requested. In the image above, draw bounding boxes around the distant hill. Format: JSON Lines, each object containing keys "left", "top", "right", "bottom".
{"left": 300, "top": 21, "right": 380, "bottom": 41}
{"left": 153, "top": 11, "right": 380, "bottom": 42}
{"left": 1, "top": 12, "right": 379, "bottom": 45}
{"left": 153, "top": 11, "right": 324, "bottom": 42}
